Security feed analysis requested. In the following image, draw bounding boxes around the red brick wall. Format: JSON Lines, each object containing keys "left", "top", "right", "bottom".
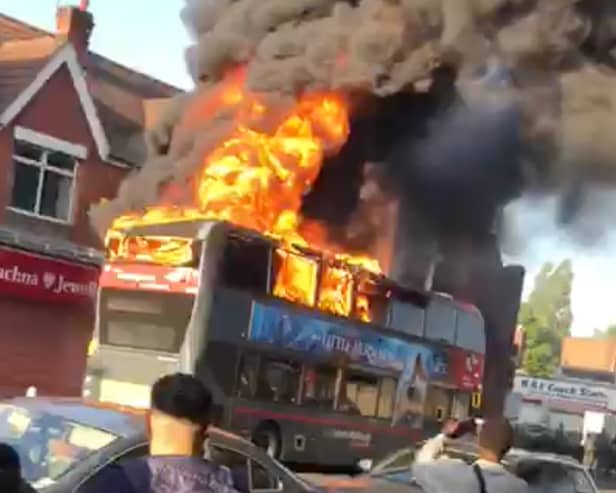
{"left": 0, "top": 128, "right": 12, "bottom": 223}
{"left": 0, "top": 64, "right": 128, "bottom": 249}
{"left": 0, "top": 297, "right": 94, "bottom": 397}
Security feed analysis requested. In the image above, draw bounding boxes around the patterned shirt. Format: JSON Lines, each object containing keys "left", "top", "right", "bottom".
{"left": 79, "top": 456, "right": 242, "bottom": 493}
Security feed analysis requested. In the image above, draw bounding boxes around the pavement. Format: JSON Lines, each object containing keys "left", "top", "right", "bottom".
{"left": 598, "top": 477, "right": 616, "bottom": 492}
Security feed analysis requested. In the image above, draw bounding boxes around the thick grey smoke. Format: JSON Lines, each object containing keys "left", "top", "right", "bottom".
{"left": 90, "top": 0, "right": 616, "bottom": 252}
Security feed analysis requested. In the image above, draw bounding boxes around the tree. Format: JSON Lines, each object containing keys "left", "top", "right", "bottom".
{"left": 593, "top": 324, "right": 616, "bottom": 338}
{"left": 518, "top": 260, "right": 574, "bottom": 377}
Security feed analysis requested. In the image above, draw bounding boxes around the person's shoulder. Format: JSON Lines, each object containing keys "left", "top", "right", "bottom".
{"left": 498, "top": 469, "right": 530, "bottom": 493}
{"left": 75, "top": 462, "right": 138, "bottom": 493}
{"left": 413, "top": 456, "right": 473, "bottom": 476}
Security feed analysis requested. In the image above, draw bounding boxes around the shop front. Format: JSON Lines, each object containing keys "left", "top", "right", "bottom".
{"left": 0, "top": 244, "right": 100, "bottom": 398}
{"left": 423, "top": 347, "right": 484, "bottom": 431}
{"left": 512, "top": 375, "right": 616, "bottom": 443}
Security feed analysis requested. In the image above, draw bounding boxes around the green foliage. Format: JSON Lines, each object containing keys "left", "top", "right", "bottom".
{"left": 593, "top": 324, "right": 616, "bottom": 338}
{"left": 519, "top": 260, "right": 574, "bottom": 377}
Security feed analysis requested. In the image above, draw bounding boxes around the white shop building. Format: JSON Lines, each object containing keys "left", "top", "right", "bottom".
{"left": 510, "top": 375, "right": 616, "bottom": 437}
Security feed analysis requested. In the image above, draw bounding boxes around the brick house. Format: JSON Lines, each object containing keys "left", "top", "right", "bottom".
{"left": 0, "top": 5, "right": 180, "bottom": 396}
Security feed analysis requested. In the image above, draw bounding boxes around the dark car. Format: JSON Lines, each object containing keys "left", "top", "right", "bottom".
{"left": 318, "top": 438, "right": 599, "bottom": 493}
{"left": 0, "top": 397, "right": 321, "bottom": 493}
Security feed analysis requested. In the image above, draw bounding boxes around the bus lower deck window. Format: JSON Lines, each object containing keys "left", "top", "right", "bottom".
{"left": 341, "top": 373, "right": 378, "bottom": 417}
{"left": 302, "top": 367, "right": 336, "bottom": 409}
{"left": 377, "top": 378, "right": 396, "bottom": 419}
{"left": 256, "top": 358, "right": 300, "bottom": 405}
{"left": 237, "top": 355, "right": 259, "bottom": 399}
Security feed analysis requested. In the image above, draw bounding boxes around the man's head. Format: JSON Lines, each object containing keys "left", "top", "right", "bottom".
{"left": 478, "top": 417, "right": 514, "bottom": 463}
{"left": 148, "top": 374, "right": 213, "bottom": 456}
{"left": 0, "top": 443, "right": 21, "bottom": 492}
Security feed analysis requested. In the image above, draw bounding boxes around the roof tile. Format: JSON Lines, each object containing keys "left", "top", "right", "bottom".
{"left": 0, "top": 13, "right": 183, "bottom": 166}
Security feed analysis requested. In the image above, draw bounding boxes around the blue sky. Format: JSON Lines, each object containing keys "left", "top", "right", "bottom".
{"left": 3, "top": 0, "right": 193, "bottom": 89}
{"left": 3, "top": 1, "right": 616, "bottom": 336}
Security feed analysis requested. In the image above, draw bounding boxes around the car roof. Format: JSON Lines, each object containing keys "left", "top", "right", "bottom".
{"left": 3, "top": 397, "right": 147, "bottom": 437}
{"left": 506, "top": 448, "right": 584, "bottom": 469}
{"left": 444, "top": 440, "right": 584, "bottom": 469}
{"left": 1, "top": 397, "right": 258, "bottom": 450}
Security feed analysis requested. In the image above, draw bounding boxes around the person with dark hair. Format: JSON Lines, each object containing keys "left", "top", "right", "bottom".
{"left": 78, "top": 373, "right": 239, "bottom": 493}
{"left": 0, "top": 443, "right": 36, "bottom": 493}
{"left": 413, "top": 417, "right": 528, "bottom": 493}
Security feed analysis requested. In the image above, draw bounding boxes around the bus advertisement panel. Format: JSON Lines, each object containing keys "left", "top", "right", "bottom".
{"left": 249, "top": 302, "right": 448, "bottom": 378}
{"left": 248, "top": 302, "right": 450, "bottom": 429}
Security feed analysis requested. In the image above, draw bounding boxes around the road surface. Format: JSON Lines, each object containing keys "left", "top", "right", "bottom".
{"left": 304, "top": 474, "right": 616, "bottom": 492}
{"left": 598, "top": 477, "right": 616, "bottom": 492}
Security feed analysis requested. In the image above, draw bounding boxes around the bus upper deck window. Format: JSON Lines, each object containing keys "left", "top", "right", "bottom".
{"left": 355, "top": 277, "right": 390, "bottom": 325}
{"left": 272, "top": 249, "right": 318, "bottom": 308}
{"left": 220, "top": 236, "right": 270, "bottom": 292}
{"left": 318, "top": 265, "right": 353, "bottom": 318}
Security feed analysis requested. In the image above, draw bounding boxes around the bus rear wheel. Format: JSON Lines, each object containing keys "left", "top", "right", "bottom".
{"left": 252, "top": 422, "right": 281, "bottom": 459}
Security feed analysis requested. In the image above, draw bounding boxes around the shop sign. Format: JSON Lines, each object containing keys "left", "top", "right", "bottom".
{"left": 0, "top": 247, "right": 99, "bottom": 303}
{"left": 514, "top": 376, "right": 612, "bottom": 410}
{"left": 100, "top": 264, "right": 199, "bottom": 294}
{"left": 449, "top": 348, "right": 484, "bottom": 390}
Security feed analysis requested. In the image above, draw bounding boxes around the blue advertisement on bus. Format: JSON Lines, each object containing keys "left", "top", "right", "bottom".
{"left": 249, "top": 302, "right": 449, "bottom": 427}
{"left": 249, "top": 302, "right": 447, "bottom": 378}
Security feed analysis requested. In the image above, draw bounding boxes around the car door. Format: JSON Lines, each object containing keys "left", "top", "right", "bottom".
{"left": 208, "top": 442, "right": 292, "bottom": 493}
{"left": 70, "top": 443, "right": 149, "bottom": 493}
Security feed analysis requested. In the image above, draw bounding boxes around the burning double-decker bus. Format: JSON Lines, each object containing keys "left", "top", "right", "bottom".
{"left": 86, "top": 218, "right": 485, "bottom": 467}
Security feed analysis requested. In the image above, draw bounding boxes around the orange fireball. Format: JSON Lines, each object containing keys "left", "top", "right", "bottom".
{"left": 106, "top": 70, "right": 382, "bottom": 322}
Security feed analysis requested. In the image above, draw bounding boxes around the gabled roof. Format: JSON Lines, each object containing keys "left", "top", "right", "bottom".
{"left": 0, "top": 12, "right": 182, "bottom": 166}
{"left": 0, "top": 13, "right": 49, "bottom": 41}
{"left": 0, "top": 42, "right": 112, "bottom": 163}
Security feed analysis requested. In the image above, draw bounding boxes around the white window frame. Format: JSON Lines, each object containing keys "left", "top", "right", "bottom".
{"left": 8, "top": 127, "right": 83, "bottom": 225}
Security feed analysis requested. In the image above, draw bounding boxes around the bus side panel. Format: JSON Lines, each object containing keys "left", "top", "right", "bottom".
{"left": 194, "top": 287, "right": 252, "bottom": 424}
{"left": 200, "top": 288, "right": 424, "bottom": 467}
{"left": 228, "top": 401, "right": 420, "bottom": 466}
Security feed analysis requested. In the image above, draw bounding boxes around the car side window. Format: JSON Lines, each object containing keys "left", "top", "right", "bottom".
{"left": 73, "top": 444, "right": 149, "bottom": 493}
{"left": 249, "top": 459, "right": 282, "bottom": 491}
{"left": 209, "top": 444, "right": 282, "bottom": 493}
{"left": 115, "top": 444, "right": 149, "bottom": 462}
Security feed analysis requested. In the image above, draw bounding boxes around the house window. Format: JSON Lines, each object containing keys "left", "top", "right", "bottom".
{"left": 10, "top": 138, "right": 77, "bottom": 222}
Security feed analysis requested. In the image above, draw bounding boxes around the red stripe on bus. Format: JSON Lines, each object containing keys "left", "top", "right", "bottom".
{"left": 233, "top": 406, "right": 421, "bottom": 438}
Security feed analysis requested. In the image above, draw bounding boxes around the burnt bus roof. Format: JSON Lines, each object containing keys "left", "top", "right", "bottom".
{"left": 118, "top": 219, "right": 415, "bottom": 287}
{"left": 112, "top": 218, "right": 484, "bottom": 317}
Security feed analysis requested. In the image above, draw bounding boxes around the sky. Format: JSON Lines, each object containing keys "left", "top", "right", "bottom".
{"left": 3, "top": 1, "right": 616, "bottom": 336}
{"left": 3, "top": 0, "right": 193, "bottom": 89}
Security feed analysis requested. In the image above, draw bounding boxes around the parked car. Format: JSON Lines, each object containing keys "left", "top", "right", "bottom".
{"left": 0, "top": 397, "right": 321, "bottom": 493}
{"left": 318, "top": 438, "right": 599, "bottom": 493}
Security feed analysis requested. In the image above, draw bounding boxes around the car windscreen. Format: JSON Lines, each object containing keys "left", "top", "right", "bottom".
{"left": 0, "top": 404, "right": 119, "bottom": 487}
{"left": 515, "top": 459, "right": 595, "bottom": 493}
{"left": 370, "top": 447, "right": 416, "bottom": 474}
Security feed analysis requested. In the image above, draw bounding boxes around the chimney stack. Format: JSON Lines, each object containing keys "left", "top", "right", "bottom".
{"left": 56, "top": 2, "right": 94, "bottom": 62}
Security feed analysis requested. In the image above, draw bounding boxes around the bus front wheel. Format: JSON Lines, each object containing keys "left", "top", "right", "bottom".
{"left": 252, "top": 422, "right": 281, "bottom": 459}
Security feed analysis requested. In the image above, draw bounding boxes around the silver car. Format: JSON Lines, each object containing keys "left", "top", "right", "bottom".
{"left": 365, "top": 439, "right": 599, "bottom": 493}
{"left": 0, "top": 397, "right": 321, "bottom": 493}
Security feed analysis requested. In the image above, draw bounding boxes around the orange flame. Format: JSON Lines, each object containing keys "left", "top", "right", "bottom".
{"left": 273, "top": 249, "right": 318, "bottom": 307}
{"left": 107, "top": 70, "right": 382, "bottom": 321}
{"left": 318, "top": 265, "right": 354, "bottom": 318}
